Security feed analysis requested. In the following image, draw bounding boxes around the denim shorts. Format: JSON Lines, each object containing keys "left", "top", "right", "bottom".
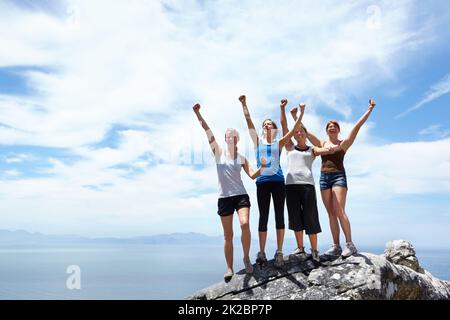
{"left": 319, "top": 171, "right": 348, "bottom": 191}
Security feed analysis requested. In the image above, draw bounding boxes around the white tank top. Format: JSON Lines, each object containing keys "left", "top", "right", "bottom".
{"left": 216, "top": 152, "right": 248, "bottom": 198}
{"left": 285, "top": 146, "right": 315, "bottom": 185}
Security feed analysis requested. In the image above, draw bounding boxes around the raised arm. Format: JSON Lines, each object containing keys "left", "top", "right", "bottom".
{"left": 279, "top": 103, "right": 305, "bottom": 149}
{"left": 192, "top": 104, "right": 221, "bottom": 158}
{"left": 239, "top": 95, "right": 259, "bottom": 148}
{"left": 290, "top": 107, "right": 322, "bottom": 147}
{"left": 307, "top": 131, "right": 322, "bottom": 147}
{"left": 280, "top": 99, "right": 289, "bottom": 136}
{"left": 340, "top": 99, "right": 376, "bottom": 152}
{"left": 279, "top": 99, "right": 294, "bottom": 150}
{"left": 242, "top": 156, "right": 267, "bottom": 180}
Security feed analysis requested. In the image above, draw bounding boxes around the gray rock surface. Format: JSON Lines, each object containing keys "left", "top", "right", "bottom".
{"left": 384, "top": 240, "right": 424, "bottom": 273}
{"left": 186, "top": 240, "right": 450, "bottom": 300}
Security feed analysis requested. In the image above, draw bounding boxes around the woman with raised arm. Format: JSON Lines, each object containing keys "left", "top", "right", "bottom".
{"left": 280, "top": 103, "right": 335, "bottom": 263}
{"left": 239, "top": 95, "right": 304, "bottom": 268}
{"left": 192, "top": 103, "right": 267, "bottom": 282}
{"left": 291, "top": 100, "right": 376, "bottom": 258}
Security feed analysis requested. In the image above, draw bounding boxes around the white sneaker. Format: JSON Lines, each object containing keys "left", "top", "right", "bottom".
{"left": 243, "top": 258, "right": 254, "bottom": 274}
{"left": 324, "top": 244, "right": 342, "bottom": 256}
{"left": 292, "top": 247, "right": 307, "bottom": 260}
{"left": 341, "top": 242, "right": 357, "bottom": 258}
{"left": 223, "top": 268, "right": 234, "bottom": 282}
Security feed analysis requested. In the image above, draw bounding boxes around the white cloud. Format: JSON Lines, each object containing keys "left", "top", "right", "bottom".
{"left": 0, "top": 0, "right": 428, "bottom": 148}
{"left": 3, "top": 169, "right": 21, "bottom": 177}
{"left": 395, "top": 74, "right": 450, "bottom": 118}
{"left": 4, "top": 153, "right": 32, "bottom": 163}
{"left": 0, "top": 0, "right": 448, "bottom": 243}
{"left": 419, "top": 124, "right": 450, "bottom": 139}
{"left": 343, "top": 137, "right": 450, "bottom": 197}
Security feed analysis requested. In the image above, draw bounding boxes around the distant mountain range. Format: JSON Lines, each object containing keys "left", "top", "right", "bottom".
{"left": 0, "top": 229, "right": 224, "bottom": 246}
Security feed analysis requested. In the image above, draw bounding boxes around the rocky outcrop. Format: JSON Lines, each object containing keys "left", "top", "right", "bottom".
{"left": 187, "top": 240, "right": 450, "bottom": 300}
{"left": 384, "top": 240, "right": 424, "bottom": 273}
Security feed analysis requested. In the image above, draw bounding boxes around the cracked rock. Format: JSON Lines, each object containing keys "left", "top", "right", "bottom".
{"left": 186, "top": 240, "right": 450, "bottom": 300}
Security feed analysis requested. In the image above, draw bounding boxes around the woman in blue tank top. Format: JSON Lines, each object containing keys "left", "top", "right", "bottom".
{"left": 239, "top": 95, "right": 304, "bottom": 268}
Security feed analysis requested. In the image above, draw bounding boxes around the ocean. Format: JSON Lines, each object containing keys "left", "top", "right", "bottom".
{"left": 0, "top": 244, "right": 448, "bottom": 300}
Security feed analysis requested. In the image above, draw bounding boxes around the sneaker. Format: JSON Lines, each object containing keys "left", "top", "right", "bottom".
{"left": 341, "top": 242, "right": 357, "bottom": 258}
{"left": 223, "top": 269, "right": 234, "bottom": 282}
{"left": 292, "top": 247, "right": 307, "bottom": 260}
{"left": 256, "top": 251, "right": 267, "bottom": 265}
{"left": 274, "top": 250, "right": 284, "bottom": 268}
{"left": 243, "top": 257, "right": 254, "bottom": 274}
{"left": 324, "top": 244, "right": 342, "bottom": 256}
{"left": 311, "top": 249, "right": 320, "bottom": 263}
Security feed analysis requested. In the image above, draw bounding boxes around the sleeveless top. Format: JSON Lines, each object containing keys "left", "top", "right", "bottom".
{"left": 286, "top": 146, "right": 315, "bottom": 185}
{"left": 216, "top": 152, "right": 247, "bottom": 198}
{"left": 256, "top": 139, "right": 284, "bottom": 185}
{"left": 321, "top": 142, "right": 345, "bottom": 172}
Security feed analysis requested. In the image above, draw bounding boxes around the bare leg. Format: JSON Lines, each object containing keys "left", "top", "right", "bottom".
{"left": 220, "top": 214, "right": 234, "bottom": 271}
{"left": 308, "top": 234, "right": 318, "bottom": 251}
{"left": 332, "top": 187, "right": 352, "bottom": 243}
{"left": 237, "top": 207, "right": 251, "bottom": 260}
{"left": 294, "top": 231, "right": 304, "bottom": 249}
{"left": 276, "top": 229, "right": 285, "bottom": 252}
{"left": 259, "top": 231, "right": 267, "bottom": 254}
{"left": 321, "top": 189, "right": 340, "bottom": 245}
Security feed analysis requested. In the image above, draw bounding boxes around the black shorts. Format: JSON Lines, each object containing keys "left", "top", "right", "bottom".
{"left": 217, "top": 194, "right": 251, "bottom": 216}
{"left": 286, "top": 184, "right": 321, "bottom": 234}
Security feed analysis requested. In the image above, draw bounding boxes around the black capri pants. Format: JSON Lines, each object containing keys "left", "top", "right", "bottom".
{"left": 256, "top": 181, "right": 285, "bottom": 232}
{"left": 286, "top": 184, "right": 322, "bottom": 234}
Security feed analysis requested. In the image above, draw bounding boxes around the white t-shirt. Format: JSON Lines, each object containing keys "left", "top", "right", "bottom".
{"left": 216, "top": 153, "right": 247, "bottom": 198}
{"left": 285, "top": 146, "right": 315, "bottom": 185}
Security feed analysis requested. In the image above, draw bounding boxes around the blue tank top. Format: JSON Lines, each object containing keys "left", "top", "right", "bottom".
{"left": 256, "top": 139, "right": 285, "bottom": 185}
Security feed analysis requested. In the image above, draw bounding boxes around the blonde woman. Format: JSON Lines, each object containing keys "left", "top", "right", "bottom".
{"left": 193, "top": 103, "right": 266, "bottom": 282}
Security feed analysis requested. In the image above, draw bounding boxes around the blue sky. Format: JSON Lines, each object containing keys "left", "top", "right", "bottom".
{"left": 0, "top": 0, "right": 449, "bottom": 249}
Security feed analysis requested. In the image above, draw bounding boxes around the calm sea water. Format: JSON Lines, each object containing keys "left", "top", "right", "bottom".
{"left": 0, "top": 244, "right": 448, "bottom": 300}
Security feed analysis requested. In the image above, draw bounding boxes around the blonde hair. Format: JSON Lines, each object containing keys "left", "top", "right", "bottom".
{"left": 225, "top": 128, "right": 240, "bottom": 142}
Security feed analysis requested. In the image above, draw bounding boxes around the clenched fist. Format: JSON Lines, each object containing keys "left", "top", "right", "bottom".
{"left": 368, "top": 99, "right": 376, "bottom": 111}
{"left": 299, "top": 103, "right": 306, "bottom": 113}
{"left": 290, "top": 107, "right": 298, "bottom": 117}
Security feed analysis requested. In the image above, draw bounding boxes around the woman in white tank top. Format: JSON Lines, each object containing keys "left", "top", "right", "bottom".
{"left": 193, "top": 103, "right": 267, "bottom": 282}
{"left": 281, "top": 103, "right": 335, "bottom": 262}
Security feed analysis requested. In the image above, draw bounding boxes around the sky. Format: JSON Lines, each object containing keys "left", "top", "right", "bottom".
{"left": 0, "top": 0, "right": 449, "bottom": 249}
